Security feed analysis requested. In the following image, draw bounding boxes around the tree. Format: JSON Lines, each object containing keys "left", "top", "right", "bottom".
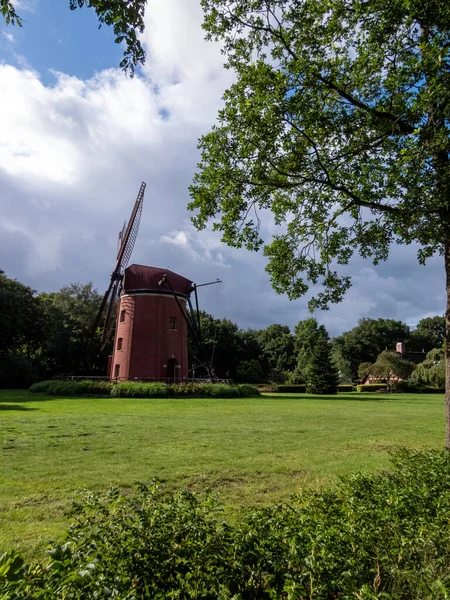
{"left": 188, "top": 311, "right": 245, "bottom": 379}
{"left": 0, "top": 271, "right": 46, "bottom": 387}
{"left": 292, "top": 318, "right": 329, "bottom": 382}
{"left": 304, "top": 338, "right": 339, "bottom": 394}
{"left": 1, "top": 0, "right": 147, "bottom": 74}
{"left": 333, "top": 318, "right": 410, "bottom": 380}
{"left": 330, "top": 342, "right": 353, "bottom": 383}
{"left": 410, "top": 316, "right": 445, "bottom": 353}
{"left": 357, "top": 362, "right": 373, "bottom": 381}
{"left": 236, "top": 359, "right": 264, "bottom": 383}
{"left": 415, "top": 348, "right": 446, "bottom": 388}
{"left": 370, "top": 351, "right": 415, "bottom": 392}
{"left": 255, "top": 324, "right": 295, "bottom": 377}
{"left": 0, "top": 271, "right": 45, "bottom": 358}
{"left": 189, "top": 0, "right": 450, "bottom": 443}
{"left": 39, "top": 282, "right": 103, "bottom": 376}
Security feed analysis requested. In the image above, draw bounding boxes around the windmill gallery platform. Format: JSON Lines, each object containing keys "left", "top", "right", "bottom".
{"left": 108, "top": 264, "right": 192, "bottom": 382}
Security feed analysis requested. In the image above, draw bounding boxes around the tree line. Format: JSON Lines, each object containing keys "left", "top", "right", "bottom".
{"left": 1, "top": 271, "right": 444, "bottom": 388}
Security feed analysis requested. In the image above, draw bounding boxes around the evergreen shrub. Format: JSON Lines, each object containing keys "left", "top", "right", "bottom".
{"left": 4, "top": 450, "right": 450, "bottom": 599}
{"left": 356, "top": 383, "right": 388, "bottom": 392}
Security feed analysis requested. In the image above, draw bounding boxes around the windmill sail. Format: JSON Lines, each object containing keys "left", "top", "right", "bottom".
{"left": 91, "top": 181, "right": 146, "bottom": 351}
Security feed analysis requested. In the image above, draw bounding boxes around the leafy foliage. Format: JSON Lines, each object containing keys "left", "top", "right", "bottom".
{"left": 39, "top": 282, "right": 104, "bottom": 377}
{"left": 335, "top": 318, "right": 411, "bottom": 380}
{"left": 273, "top": 384, "right": 306, "bottom": 393}
{"left": 255, "top": 324, "right": 295, "bottom": 375}
{"left": 190, "top": 0, "right": 450, "bottom": 310}
{"left": 358, "top": 361, "right": 374, "bottom": 380}
{"left": 415, "top": 348, "right": 446, "bottom": 388}
{"left": 31, "top": 380, "right": 261, "bottom": 398}
{"left": 337, "top": 384, "right": 354, "bottom": 392}
{"left": 5, "top": 450, "right": 450, "bottom": 599}
{"left": 356, "top": 383, "right": 388, "bottom": 392}
{"left": 235, "top": 358, "right": 264, "bottom": 383}
{"left": 111, "top": 381, "right": 169, "bottom": 398}
{"left": 370, "top": 351, "right": 416, "bottom": 391}
{"left": 29, "top": 379, "right": 112, "bottom": 396}
{"left": 410, "top": 316, "right": 446, "bottom": 353}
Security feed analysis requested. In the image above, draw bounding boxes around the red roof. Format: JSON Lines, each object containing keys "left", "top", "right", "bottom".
{"left": 123, "top": 264, "right": 193, "bottom": 297}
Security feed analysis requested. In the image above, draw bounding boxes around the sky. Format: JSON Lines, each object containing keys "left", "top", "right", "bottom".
{"left": 0, "top": 0, "right": 445, "bottom": 337}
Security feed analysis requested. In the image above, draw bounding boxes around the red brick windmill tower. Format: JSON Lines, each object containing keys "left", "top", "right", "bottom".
{"left": 92, "top": 182, "right": 213, "bottom": 382}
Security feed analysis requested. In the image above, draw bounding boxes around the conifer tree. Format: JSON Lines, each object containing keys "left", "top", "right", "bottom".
{"left": 305, "top": 339, "right": 339, "bottom": 395}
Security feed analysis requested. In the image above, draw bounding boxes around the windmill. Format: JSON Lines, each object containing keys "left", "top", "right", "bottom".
{"left": 91, "top": 181, "right": 146, "bottom": 352}
{"left": 91, "top": 181, "right": 221, "bottom": 382}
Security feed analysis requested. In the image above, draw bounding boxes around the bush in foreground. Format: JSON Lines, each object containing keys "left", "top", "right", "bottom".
{"left": 3, "top": 449, "right": 450, "bottom": 599}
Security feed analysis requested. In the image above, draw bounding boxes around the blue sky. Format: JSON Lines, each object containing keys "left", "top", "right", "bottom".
{"left": 0, "top": 0, "right": 445, "bottom": 337}
{"left": 1, "top": 1, "right": 123, "bottom": 82}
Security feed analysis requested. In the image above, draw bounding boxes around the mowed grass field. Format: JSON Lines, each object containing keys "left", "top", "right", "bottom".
{"left": 0, "top": 389, "right": 445, "bottom": 559}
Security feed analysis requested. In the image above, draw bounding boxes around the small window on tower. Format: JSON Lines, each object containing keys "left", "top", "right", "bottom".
{"left": 117, "top": 337, "right": 123, "bottom": 351}
{"left": 169, "top": 317, "right": 177, "bottom": 330}
{"left": 114, "top": 364, "right": 120, "bottom": 379}
{"left": 120, "top": 310, "right": 126, "bottom": 323}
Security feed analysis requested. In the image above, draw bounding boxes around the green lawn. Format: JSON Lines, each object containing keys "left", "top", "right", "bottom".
{"left": 0, "top": 389, "right": 445, "bottom": 559}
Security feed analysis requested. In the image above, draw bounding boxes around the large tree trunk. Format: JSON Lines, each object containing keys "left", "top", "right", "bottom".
{"left": 445, "top": 239, "right": 450, "bottom": 448}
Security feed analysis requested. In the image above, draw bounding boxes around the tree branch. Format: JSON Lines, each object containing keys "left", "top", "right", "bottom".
{"left": 230, "top": 9, "right": 416, "bottom": 135}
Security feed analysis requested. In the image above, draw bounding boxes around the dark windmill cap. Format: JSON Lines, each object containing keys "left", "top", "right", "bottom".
{"left": 123, "top": 264, "right": 193, "bottom": 297}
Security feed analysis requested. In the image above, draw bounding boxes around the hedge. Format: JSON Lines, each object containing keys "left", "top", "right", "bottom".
{"left": 29, "top": 380, "right": 112, "bottom": 396}
{"left": 392, "top": 380, "right": 445, "bottom": 394}
{"left": 356, "top": 383, "right": 388, "bottom": 392}
{"left": 337, "top": 384, "right": 354, "bottom": 392}
{"left": 4, "top": 449, "right": 450, "bottom": 599}
{"left": 274, "top": 384, "right": 306, "bottom": 393}
{"left": 29, "top": 381, "right": 260, "bottom": 399}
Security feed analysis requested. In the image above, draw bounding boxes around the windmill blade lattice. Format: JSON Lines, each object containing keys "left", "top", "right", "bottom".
{"left": 117, "top": 181, "right": 146, "bottom": 273}
{"left": 91, "top": 181, "right": 146, "bottom": 354}
{"left": 100, "top": 279, "right": 120, "bottom": 351}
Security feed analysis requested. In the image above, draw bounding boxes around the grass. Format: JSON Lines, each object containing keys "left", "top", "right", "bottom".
{"left": 0, "top": 389, "right": 445, "bottom": 560}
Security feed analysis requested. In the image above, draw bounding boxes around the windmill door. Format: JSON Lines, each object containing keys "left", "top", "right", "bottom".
{"left": 167, "top": 358, "right": 178, "bottom": 382}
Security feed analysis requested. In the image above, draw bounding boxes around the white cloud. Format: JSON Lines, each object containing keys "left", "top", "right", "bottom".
{"left": 2, "top": 31, "right": 14, "bottom": 42}
{"left": 161, "top": 226, "right": 231, "bottom": 268}
{"left": 0, "top": 0, "right": 445, "bottom": 336}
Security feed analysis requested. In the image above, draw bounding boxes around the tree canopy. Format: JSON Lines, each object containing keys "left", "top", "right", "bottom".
{"left": 190, "top": 0, "right": 449, "bottom": 306}
{"left": 333, "top": 318, "right": 410, "bottom": 379}
{"left": 369, "top": 351, "right": 415, "bottom": 392}
{"left": 415, "top": 347, "right": 446, "bottom": 388}
{"left": 1, "top": 0, "right": 147, "bottom": 74}
{"left": 410, "top": 316, "right": 445, "bottom": 352}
